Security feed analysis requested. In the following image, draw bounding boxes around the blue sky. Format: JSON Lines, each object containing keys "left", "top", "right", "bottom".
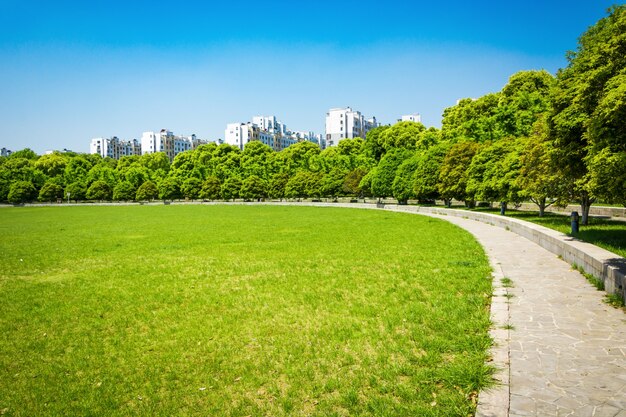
{"left": 0, "top": 0, "right": 618, "bottom": 153}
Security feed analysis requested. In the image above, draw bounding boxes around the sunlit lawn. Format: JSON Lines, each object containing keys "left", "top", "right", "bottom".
{"left": 0, "top": 205, "right": 493, "bottom": 416}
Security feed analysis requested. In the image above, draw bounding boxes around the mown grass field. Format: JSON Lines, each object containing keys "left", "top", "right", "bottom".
{"left": 0, "top": 204, "right": 493, "bottom": 416}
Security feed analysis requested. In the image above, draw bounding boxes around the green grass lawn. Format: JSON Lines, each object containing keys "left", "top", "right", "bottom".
{"left": 466, "top": 207, "right": 626, "bottom": 258}
{"left": 0, "top": 205, "right": 493, "bottom": 416}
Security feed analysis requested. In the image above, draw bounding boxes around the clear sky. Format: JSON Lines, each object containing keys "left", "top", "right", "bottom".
{"left": 0, "top": 0, "right": 619, "bottom": 154}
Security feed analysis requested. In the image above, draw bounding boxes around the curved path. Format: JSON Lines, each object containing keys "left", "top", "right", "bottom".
{"left": 410, "top": 211, "right": 626, "bottom": 417}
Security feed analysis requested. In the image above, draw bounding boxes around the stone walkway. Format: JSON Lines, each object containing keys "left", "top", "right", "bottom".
{"left": 411, "top": 211, "right": 626, "bottom": 417}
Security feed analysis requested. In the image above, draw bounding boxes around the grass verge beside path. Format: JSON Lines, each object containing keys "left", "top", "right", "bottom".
{"left": 465, "top": 207, "right": 626, "bottom": 259}
{"left": 0, "top": 205, "right": 493, "bottom": 417}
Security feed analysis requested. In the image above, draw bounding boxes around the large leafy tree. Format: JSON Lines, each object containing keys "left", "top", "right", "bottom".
{"left": 466, "top": 138, "right": 522, "bottom": 213}
{"left": 241, "top": 141, "right": 273, "bottom": 180}
{"left": 112, "top": 181, "right": 136, "bottom": 201}
{"left": 158, "top": 178, "right": 181, "bottom": 201}
{"left": 240, "top": 175, "right": 267, "bottom": 201}
{"left": 35, "top": 152, "right": 68, "bottom": 178}
{"left": 268, "top": 172, "right": 289, "bottom": 200}
{"left": 199, "top": 176, "right": 222, "bottom": 200}
{"left": 38, "top": 182, "right": 64, "bottom": 202}
{"left": 549, "top": 5, "right": 626, "bottom": 222}
{"left": 221, "top": 177, "right": 242, "bottom": 201}
{"left": 437, "top": 141, "right": 480, "bottom": 206}
{"left": 498, "top": 70, "right": 555, "bottom": 138}
{"left": 8, "top": 180, "right": 37, "bottom": 203}
{"left": 65, "top": 182, "right": 86, "bottom": 202}
{"left": 370, "top": 148, "right": 412, "bottom": 200}
{"left": 413, "top": 142, "right": 451, "bottom": 204}
{"left": 135, "top": 181, "right": 158, "bottom": 201}
{"left": 86, "top": 180, "right": 112, "bottom": 201}
{"left": 516, "top": 121, "right": 565, "bottom": 216}
{"left": 392, "top": 154, "right": 419, "bottom": 204}
{"left": 181, "top": 177, "right": 202, "bottom": 201}
{"left": 342, "top": 168, "right": 368, "bottom": 197}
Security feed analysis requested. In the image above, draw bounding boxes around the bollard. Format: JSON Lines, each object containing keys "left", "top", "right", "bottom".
{"left": 571, "top": 211, "right": 579, "bottom": 234}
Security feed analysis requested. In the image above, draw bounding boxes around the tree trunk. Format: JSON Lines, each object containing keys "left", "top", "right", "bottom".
{"left": 580, "top": 193, "right": 594, "bottom": 225}
{"left": 444, "top": 198, "right": 451, "bottom": 208}
{"left": 537, "top": 197, "right": 546, "bottom": 217}
{"left": 465, "top": 200, "right": 476, "bottom": 209}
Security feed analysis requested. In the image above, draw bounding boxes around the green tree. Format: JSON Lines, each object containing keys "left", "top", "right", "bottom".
{"left": 275, "top": 141, "right": 320, "bottom": 174}
{"left": 158, "top": 178, "right": 181, "bottom": 201}
{"left": 181, "top": 177, "right": 202, "bottom": 201}
{"left": 240, "top": 175, "right": 267, "bottom": 201}
{"left": 516, "top": 123, "right": 565, "bottom": 216}
{"left": 370, "top": 149, "right": 412, "bottom": 200}
{"left": 498, "top": 70, "right": 555, "bottom": 138}
{"left": 38, "top": 182, "right": 64, "bottom": 202}
{"left": 199, "top": 176, "right": 221, "bottom": 200}
{"left": 342, "top": 168, "right": 368, "bottom": 197}
{"left": 441, "top": 94, "right": 502, "bottom": 143}
{"left": 86, "top": 180, "right": 112, "bottom": 201}
{"left": 112, "top": 181, "right": 136, "bottom": 201}
{"left": 380, "top": 121, "right": 430, "bottom": 152}
{"left": 221, "top": 177, "right": 242, "bottom": 201}
{"left": 362, "top": 125, "right": 389, "bottom": 161}
{"left": 64, "top": 157, "right": 93, "bottom": 186}
{"left": 548, "top": 6, "right": 626, "bottom": 223}
{"left": 241, "top": 141, "right": 273, "bottom": 180}
{"left": 8, "top": 148, "right": 38, "bottom": 160}
{"left": 392, "top": 155, "right": 419, "bottom": 204}
{"left": 438, "top": 141, "right": 480, "bottom": 206}
{"left": 8, "top": 180, "right": 37, "bottom": 203}
{"left": 87, "top": 164, "right": 118, "bottom": 189}
{"left": 285, "top": 171, "right": 309, "bottom": 199}
{"left": 210, "top": 144, "right": 242, "bottom": 182}
{"left": 320, "top": 168, "right": 346, "bottom": 199}
{"left": 413, "top": 142, "right": 450, "bottom": 204}
{"left": 466, "top": 138, "right": 521, "bottom": 214}
{"left": 268, "top": 172, "right": 289, "bottom": 200}
{"left": 35, "top": 152, "right": 68, "bottom": 177}
{"left": 136, "top": 181, "right": 158, "bottom": 201}
{"left": 65, "top": 182, "right": 86, "bottom": 202}
{"left": 122, "top": 164, "right": 151, "bottom": 189}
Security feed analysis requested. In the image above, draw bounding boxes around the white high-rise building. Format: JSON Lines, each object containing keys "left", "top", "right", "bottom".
{"left": 225, "top": 115, "right": 322, "bottom": 151}
{"left": 141, "top": 129, "right": 207, "bottom": 161}
{"left": 400, "top": 113, "right": 422, "bottom": 123}
{"left": 90, "top": 137, "right": 141, "bottom": 159}
{"left": 325, "top": 107, "right": 378, "bottom": 147}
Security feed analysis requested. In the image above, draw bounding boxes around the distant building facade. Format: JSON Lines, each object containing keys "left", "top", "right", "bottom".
{"left": 400, "top": 113, "right": 422, "bottom": 123}
{"left": 225, "top": 115, "right": 324, "bottom": 151}
{"left": 325, "top": 107, "right": 378, "bottom": 147}
{"left": 90, "top": 130, "right": 208, "bottom": 160}
{"left": 140, "top": 130, "right": 208, "bottom": 161}
{"left": 90, "top": 137, "right": 142, "bottom": 159}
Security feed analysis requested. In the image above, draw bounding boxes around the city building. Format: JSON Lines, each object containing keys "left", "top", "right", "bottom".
{"left": 140, "top": 130, "right": 208, "bottom": 161}
{"left": 325, "top": 107, "right": 378, "bottom": 147}
{"left": 1, "top": 148, "right": 12, "bottom": 157}
{"left": 399, "top": 113, "right": 422, "bottom": 123}
{"left": 89, "top": 130, "right": 208, "bottom": 161}
{"left": 90, "top": 137, "right": 142, "bottom": 159}
{"left": 225, "top": 115, "right": 323, "bottom": 151}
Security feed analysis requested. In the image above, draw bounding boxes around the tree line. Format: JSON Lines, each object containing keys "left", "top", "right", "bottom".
{"left": 1, "top": 6, "right": 624, "bottom": 225}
